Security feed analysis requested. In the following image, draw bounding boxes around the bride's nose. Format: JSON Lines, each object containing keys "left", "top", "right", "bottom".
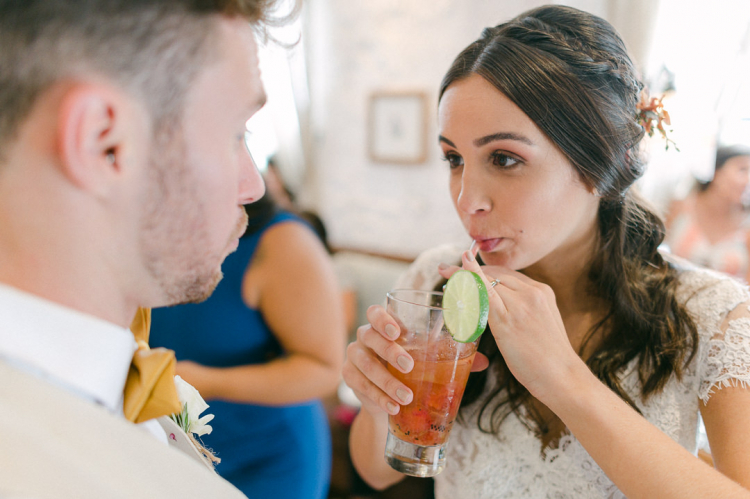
{"left": 456, "top": 165, "right": 492, "bottom": 215}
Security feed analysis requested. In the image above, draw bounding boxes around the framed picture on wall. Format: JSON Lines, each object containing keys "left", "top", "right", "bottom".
{"left": 368, "top": 91, "right": 428, "bottom": 164}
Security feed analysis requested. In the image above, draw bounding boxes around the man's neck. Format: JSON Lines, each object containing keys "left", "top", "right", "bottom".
{"left": 0, "top": 262, "right": 135, "bottom": 329}
{"left": 0, "top": 197, "right": 136, "bottom": 328}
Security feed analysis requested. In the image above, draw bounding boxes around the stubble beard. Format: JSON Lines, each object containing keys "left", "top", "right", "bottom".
{"left": 139, "top": 127, "right": 229, "bottom": 306}
{"left": 179, "top": 209, "right": 249, "bottom": 305}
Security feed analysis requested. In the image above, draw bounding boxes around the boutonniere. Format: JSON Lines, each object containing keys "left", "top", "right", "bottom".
{"left": 170, "top": 375, "right": 220, "bottom": 467}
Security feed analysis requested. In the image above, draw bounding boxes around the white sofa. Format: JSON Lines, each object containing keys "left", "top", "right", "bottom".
{"left": 332, "top": 250, "right": 412, "bottom": 335}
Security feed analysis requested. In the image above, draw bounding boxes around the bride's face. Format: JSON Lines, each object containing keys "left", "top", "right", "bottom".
{"left": 438, "top": 74, "right": 600, "bottom": 271}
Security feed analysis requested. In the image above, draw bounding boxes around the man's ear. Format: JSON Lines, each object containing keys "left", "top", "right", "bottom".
{"left": 56, "top": 84, "right": 127, "bottom": 195}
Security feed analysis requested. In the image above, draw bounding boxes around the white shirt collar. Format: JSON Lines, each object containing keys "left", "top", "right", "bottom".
{"left": 0, "top": 283, "right": 136, "bottom": 413}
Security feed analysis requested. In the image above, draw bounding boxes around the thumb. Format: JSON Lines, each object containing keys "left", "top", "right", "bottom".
{"left": 470, "top": 352, "right": 489, "bottom": 372}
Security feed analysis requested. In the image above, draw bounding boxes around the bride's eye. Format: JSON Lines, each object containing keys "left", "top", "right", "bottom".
{"left": 491, "top": 151, "right": 520, "bottom": 169}
{"left": 442, "top": 152, "right": 464, "bottom": 170}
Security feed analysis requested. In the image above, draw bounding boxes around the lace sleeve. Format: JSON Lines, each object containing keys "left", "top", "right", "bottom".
{"left": 393, "top": 244, "right": 463, "bottom": 291}
{"left": 699, "top": 295, "right": 750, "bottom": 404}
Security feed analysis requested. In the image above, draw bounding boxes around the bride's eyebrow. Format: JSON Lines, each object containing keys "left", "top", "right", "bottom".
{"left": 474, "top": 132, "right": 534, "bottom": 147}
{"left": 438, "top": 135, "right": 456, "bottom": 147}
{"left": 438, "top": 132, "right": 534, "bottom": 148}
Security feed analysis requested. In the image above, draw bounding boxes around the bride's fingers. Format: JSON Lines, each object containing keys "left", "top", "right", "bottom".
{"left": 344, "top": 335, "right": 414, "bottom": 413}
{"left": 473, "top": 264, "right": 525, "bottom": 291}
{"left": 365, "top": 305, "right": 402, "bottom": 341}
{"left": 356, "top": 324, "right": 413, "bottom": 374}
{"left": 470, "top": 352, "right": 489, "bottom": 372}
{"left": 471, "top": 258, "right": 565, "bottom": 332}
{"left": 437, "top": 262, "right": 461, "bottom": 280}
{"left": 342, "top": 358, "right": 404, "bottom": 415}
{"left": 461, "top": 250, "right": 509, "bottom": 315}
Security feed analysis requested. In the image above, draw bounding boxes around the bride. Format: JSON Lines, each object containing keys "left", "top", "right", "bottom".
{"left": 342, "top": 5, "right": 750, "bottom": 498}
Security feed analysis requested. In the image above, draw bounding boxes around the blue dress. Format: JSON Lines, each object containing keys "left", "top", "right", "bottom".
{"left": 150, "top": 211, "right": 331, "bottom": 499}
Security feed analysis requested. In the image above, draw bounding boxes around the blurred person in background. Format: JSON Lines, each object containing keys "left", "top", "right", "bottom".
{"left": 264, "top": 155, "right": 296, "bottom": 211}
{"left": 297, "top": 208, "right": 359, "bottom": 335}
{"left": 665, "top": 145, "right": 750, "bottom": 282}
{"left": 150, "top": 191, "right": 346, "bottom": 499}
{"left": 264, "top": 155, "right": 359, "bottom": 334}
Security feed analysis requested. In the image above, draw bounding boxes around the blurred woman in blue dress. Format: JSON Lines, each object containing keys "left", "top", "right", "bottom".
{"left": 151, "top": 192, "right": 346, "bottom": 499}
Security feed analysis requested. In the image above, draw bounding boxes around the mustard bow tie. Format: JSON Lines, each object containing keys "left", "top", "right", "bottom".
{"left": 123, "top": 307, "right": 182, "bottom": 423}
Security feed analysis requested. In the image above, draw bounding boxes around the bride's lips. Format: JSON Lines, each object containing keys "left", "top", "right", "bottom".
{"left": 473, "top": 238, "right": 503, "bottom": 252}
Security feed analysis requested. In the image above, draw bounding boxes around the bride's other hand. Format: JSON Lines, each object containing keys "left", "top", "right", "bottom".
{"left": 439, "top": 250, "right": 584, "bottom": 401}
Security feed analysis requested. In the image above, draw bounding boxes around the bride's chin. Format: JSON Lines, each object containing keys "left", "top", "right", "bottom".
{"left": 481, "top": 249, "right": 537, "bottom": 272}
{"left": 479, "top": 251, "right": 513, "bottom": 267}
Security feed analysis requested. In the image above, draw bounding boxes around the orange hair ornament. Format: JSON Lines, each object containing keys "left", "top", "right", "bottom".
{"left": 636, "top": 89, "right": 678, "bottom": 151}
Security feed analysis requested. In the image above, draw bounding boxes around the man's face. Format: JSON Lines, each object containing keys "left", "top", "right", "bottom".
{"left": 139, "top": 17, "right": 266, "bottom": 306}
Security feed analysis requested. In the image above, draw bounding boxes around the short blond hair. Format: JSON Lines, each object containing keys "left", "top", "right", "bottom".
{"left": 0, "top": 0, "right": 294, "bottom": 158}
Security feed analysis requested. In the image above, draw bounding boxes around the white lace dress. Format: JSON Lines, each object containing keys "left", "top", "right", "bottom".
{"left": 394, "top": 244, "right": 750, "bottom": 499}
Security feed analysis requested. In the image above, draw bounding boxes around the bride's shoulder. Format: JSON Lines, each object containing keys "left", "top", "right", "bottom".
{"left": 663, "top": 250, "right": 750, "bottom": 325}
{"left": 414, "top": 244, "right": 465, "bottom": 268}
{"left": 394, "top": 244, "right": 465, "bottom": 291}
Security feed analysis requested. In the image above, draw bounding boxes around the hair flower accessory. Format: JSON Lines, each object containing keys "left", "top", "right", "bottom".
{"left": 636, "top": 89, "right": 678, "bottom": 151}
{"left": 170, "top": 375, "right": 220, "bottom": 467}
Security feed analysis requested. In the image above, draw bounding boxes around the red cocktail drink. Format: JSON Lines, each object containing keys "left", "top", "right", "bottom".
{"left": 387, "top": 348, "right": 475, "bottom": 446}
{"left": 383, "top": 289, "right": 479, "bottom": 477}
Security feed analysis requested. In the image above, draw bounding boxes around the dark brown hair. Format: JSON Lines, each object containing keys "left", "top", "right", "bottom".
{"left": 439, "top": 5, "right": 698, "bottom": 435}
{"left": 0, "top": 0, "right": 296, "bottom": 158}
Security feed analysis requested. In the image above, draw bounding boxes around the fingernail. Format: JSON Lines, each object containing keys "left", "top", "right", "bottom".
{"left": 386, "top": 402, "right": 398, "bottom": 414}
{"left": 464, "top": 250, "right": 475, "bottom": 262}
{"left": 397, "top": 355, "right": 413, "bottom": 372}
{"left": 397, "top": 388, "right": 412, "bottom": 404}
{"left": 385, "top": 324, "right": 399, "bottom": 340}
{"left": 438, "top": 262, "right": 448, "bottom": 271}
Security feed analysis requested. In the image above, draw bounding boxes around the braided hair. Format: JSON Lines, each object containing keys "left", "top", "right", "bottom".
{"left": 439, "top": 5, "right": 698, "bottom": 435}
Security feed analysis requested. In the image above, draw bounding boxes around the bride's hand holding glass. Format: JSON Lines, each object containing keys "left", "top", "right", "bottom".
{"left": 342, "top": 305, "right": 415, "bottom": 417}
{"left": 342, "top": 303, "right": 490, "bottom": 417}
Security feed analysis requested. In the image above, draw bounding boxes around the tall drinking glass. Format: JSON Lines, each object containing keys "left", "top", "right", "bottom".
{"left": 384, "top": 289, "right": 478, "bottom": 477}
